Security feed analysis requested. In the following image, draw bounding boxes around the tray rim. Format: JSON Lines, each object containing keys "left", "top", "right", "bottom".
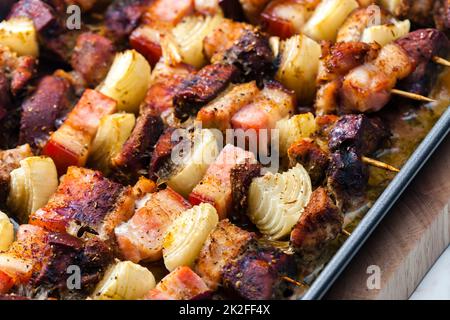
{"left": 302, "top": 106, "right": 450, "bottom": 300}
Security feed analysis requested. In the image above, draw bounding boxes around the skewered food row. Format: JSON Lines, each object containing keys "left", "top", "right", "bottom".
{"left": 0, "top": 0, "right": 448, "bottom": 300}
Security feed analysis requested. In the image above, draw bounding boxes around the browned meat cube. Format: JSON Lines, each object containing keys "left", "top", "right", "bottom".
{"left": 216, "top": 28, "right": 274, "bottom": 83}
{"left": 328, "top": 114, "right": 389, "bottom": 156}
{"left": 19, "top": 75, "right": 74, "bottom": 150}
{"left": 194, "top": 220, "right": 255, "bottom": 290}
{"left": 70, "top": 33, "right": 116, "bottom": 87}
{"left": 222, "top": 245, "right": 297, "bottom": 300}
{"left": 327, "top": 148, "right": 369, "bottom": 210}
{"left": 105, "top": 0, "right": 149, "bottom": 40}
{"left": 112, "top": 110, "right": 163, "bottom": 183}
{"left": 145, "top": 266, "right": 210, "bottom": 300}
{"left": 174, "top": 63, "right": 239, "bottom": 121}
{"left": 148, "top": 127, "right": 178, "bottom": 179}
{"left": 0, "top": 144, "right": 33, "bottom": 208}
{"left": 290, "top": 187, "right": 343, "bottom": 261}
{"left": 396, "top": 29, "right": 450, "bottom": 96}
{"left": 230, "top": 160, "right": 261, "bottom": 225}
{"left": 29, "top": 166, "right": 135, "bottom": 241}
{"left": 8, "top": 0, "right": 57, "bottom": 32}
{"left": 288, "top": 138, "right": 329, "bottom": 186}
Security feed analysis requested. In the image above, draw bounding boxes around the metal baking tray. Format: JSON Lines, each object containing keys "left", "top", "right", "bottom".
{"left": 302, "top": 106, "right": 450, "bottom": 300}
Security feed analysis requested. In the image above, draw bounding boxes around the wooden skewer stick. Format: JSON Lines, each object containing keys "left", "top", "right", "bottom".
{"left": 433, "top": 56, "right": 450, "bottom": 67}
{"left": 341, "top": 229, "right": 352, "bottom": 237}
{"left": 391, "top": 89, "right": 436, "bottom": 103}
{"left": 362, "top": 156, "right": 400, "bottom": 173}
{"left": 282, "top": 276, "right": 309, "bottom": 289}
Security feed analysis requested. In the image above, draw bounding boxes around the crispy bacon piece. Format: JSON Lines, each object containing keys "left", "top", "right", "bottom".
{"left": 230, "top": 160, "right": 262, "bottom": 224}
{"left": 290, "top": 187, "right": 343, "bottom": 261}
{"left": 115, "top": 187, "right": 191, "bottom": 263}
{"left": 29, "top": 166, "right": 135, "bottom": 241}
{"left": 141, "top": 0, "right": 194, "bottom": 26}
{"left": 70, "top": 33, "right": 116, "bottom": 87}
{"left": 42, "top": 89, "right": 116, "bottom": 175}
{"left": 189, "top": 144, "right": 256, "bottom": 220}
{"left": 131, "top": 0, "right": 194, "bottom": 65}
{"left": 0, "top": 144, "right": 33, "bottom": 208}
{"left": 261, "top": 0, "right": 320, "bottom": 39}
{"left": 396, "top": 29, "right": 450, "bottom": 96}
{"left": 194, "top": 220, "right": 254, "bottom": 290}
{"left": 174, "top": 63, "right": 239, "bottom": 121}
{"left": 288, "top": 138, "right": 329, "bottom": 186}
{"left": 19, "top": 75, "right": 74, "bottom": 150}
{"left": 8, "top": 0, "right": 57, "bottom": 32}
{"left": 197, "top": 81, "right": 260, "bottom": 132}
{"left": 0, "top": 225, "right": 49, "bottom": 288}
{"left": 222, "top": 245, "right": 297, "bottom": 300}
{"left": 231, "top": 81, "right": 295, "bottom": 137}
{"left": 105, "top": 0, "right": 150, "bottom": 40}
{"left": 340, "top": 43, "right": 414, "bottom": 113}
{"left": 315, "top": 42, "right": 380, "bottom": 115}
{"left": 328, "top": 114, "right": 389, "bottom": 155}
{"left": 148, "top": 127, "right": 178, "bottom": 179}
{"left": 145, "top": 266, "right": 210, "bottom": 300}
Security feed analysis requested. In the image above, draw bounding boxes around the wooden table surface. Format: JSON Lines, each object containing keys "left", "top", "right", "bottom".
{"left": 326, "top": 135, "right": 450, "bottom": 300}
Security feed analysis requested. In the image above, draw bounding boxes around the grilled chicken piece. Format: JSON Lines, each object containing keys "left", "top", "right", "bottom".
{"left": 115, "top": 187, "right": 191, "bottom": 263}
{"left": 327, "top": 148, "right": 369, "bottom": 210}
{"left": 194, "top": 220, "right": 255, "bottom": 290}
{"left": 340, "top": 42, "right": 414, "bottom": 113}
{"left": 222, "top": 244, "right": 297, "bottom": 300}
{"left": 19, "top": 76, "right": 74, "bottom": 151}
{"left": 70, "top": 33, "right": 116, "bottom": 87}
{"left": 189, "top": 144, "right": 257, "bottom": 220}
{"left": 145, "top": 266, "right": 210, "bottom": 300}
{"left": 174, "top": 63, "right": 239, "bottom": 121}
{"left": 261, "top": 0, "right": 320, "bottom": 39}
{"left": 336, "top": 6, "right": 392, "bottom": 43}
{"left": 29, "top": 167, "right": 135, "bottom": 241}
{"left": 315, "top": 41, "right": 380, "bottom": 115}
{"left": 0, "top": 144, "right": 33, "bottom": 209}
{"left": 105, "top": 0, "right": 150, "bottom": 41}
{"left": 328, "top": 114, "right": 389, "bottom": 155}
{"left": 288, "top": 138, "right": 329, "bottom": 186}
{"left": 231, "top": 81, "right": 295, "bottom": 138}
{"left": 230, "top": 161, "right": 262, "bottom": 225}
{"left": 197, "top": 81, "right": 260, "bottom": 132}
{"left": 396, "top": 29, "right": 450, "bottom": 95}
{"left": 290, "top": 187, "right": 343, "bottom": 261}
